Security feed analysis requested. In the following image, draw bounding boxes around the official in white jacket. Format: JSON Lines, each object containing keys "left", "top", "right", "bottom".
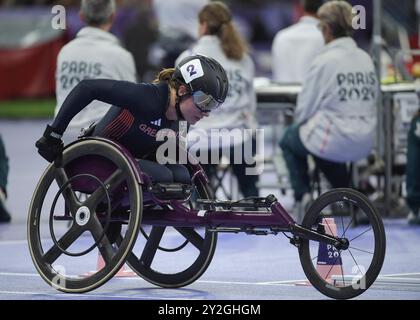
{"left": 55, "top": 0, "right": 136, "bottom": 143}
{"left": 271, "top": 0, "right": 324, "bottom": 83}
{"left": 176, "top": 1, "right": 258, "bottom": 197}
{"left": 280, "top": 1, "right": 378, "bottom": 212}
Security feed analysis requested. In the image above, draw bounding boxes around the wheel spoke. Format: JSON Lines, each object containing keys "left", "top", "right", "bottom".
{"left": 347, "top": 248, "right": 364, "bottom": 275}
{"left": 54, "top": 168, "right": 80, "bottom": 215}
{"left": 340, "top": 215, "right": 355, "bottom": 238}
{"left": 43, "top": 225, "right": 84, "bottom": 264}
{"left": 84, "top": 169, "right": 124, "bottom": 209}
{"left": 174, "top": 227, "right": 204, "bottom": 250}
{"left": 323, "top": 218, "right": 335, "bottom": 237}
{"left": 340, "top": 261, "right": 346, "bottom": 286}
{"left": 89, "top": 216, "right": 114, "bottom": 264}
{"left": 324, "top": 252, "right": 342, "bottom": 280}
{"left": 139, "top": 226, "right": 165, "bottom": 268}
{"left": 349, "top": 227, "right": 373, "bottom": 242}
{"left": 349, "top": 246, "right": 374, "bottom": 255}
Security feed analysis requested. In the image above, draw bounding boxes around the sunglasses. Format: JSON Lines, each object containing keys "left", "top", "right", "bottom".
{"left": 191, "top": 91, "right": 221, "bottom": 113}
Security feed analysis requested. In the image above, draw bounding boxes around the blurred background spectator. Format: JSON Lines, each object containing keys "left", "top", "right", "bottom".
{"left": 0, "top": 0, "right": 419, "bottom": 98}
{"left": 279, "top": 0, "right": 378, "bottom": 222}
{"left": 406, "top": 109, "right": 420, "bottom": 225}
{"left": 271, "top": 0, "right": 324, "bottom": 84}
{"left": 0, "top": 135, "right": 11, "bottom": 223}
{"left": 176, "top": 1, "right": 259, "bottom": 198}
{"left": 54, "top": 0, "right": 137, "bottom": 143}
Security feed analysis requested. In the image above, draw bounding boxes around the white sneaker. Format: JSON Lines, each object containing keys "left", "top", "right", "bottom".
{"left": 0, "top": 188, "right": 11, "bottom": 223}
{"left": 407, "top": 210, "right": 420, "bottom": 225}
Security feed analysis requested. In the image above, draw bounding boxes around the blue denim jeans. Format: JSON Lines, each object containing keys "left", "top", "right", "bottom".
{"left": 280, "top": 124, "right": 349, "bottom": 201}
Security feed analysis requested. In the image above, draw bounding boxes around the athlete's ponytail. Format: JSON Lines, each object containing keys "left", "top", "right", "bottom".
{"left": 154, "top": 68, "right": 175, "bottom": 82}
{"left": 199, "top": 1, "right": 247, "bottom": 61}
{"left": 153, "top": 68, "right": 183, "bottom": 90}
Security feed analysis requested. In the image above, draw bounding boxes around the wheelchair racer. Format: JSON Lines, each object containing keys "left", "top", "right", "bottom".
{"left": 35, "top": 55, "right": 229, "bottom": 184}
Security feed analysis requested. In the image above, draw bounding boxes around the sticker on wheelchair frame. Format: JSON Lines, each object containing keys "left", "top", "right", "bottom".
{"left": 197, "top": 210, "right": 207, "bottom": 217}
{"left": 180, "top": 59, "right": 204, "bottom": 84}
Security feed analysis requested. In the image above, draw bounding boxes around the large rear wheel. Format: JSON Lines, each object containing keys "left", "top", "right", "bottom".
{"left": 27, "top": 139, "right": 142, "bottom": 293}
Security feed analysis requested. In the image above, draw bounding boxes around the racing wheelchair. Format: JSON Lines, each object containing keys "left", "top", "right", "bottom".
{"left": 28, "top": 137, "right": 386, "bottom": 299}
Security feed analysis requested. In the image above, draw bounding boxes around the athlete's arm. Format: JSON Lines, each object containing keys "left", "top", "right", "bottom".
{"left": 52, "top": 79, "right": 168, "bottom": 134}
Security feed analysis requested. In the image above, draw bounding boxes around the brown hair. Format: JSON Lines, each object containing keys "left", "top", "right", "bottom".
{"left": 199, "top": 1, "right": 247, "bottom": 60}
{"left": 153, "top": 68, "right": 183, "bottom": 90}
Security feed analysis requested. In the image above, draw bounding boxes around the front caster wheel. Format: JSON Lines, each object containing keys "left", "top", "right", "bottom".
{"left": 298, "top": 188, "right": 386, "bottom": 299}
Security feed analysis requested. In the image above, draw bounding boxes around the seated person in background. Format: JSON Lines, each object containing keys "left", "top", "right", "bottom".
{"left": 55, "top": 0, "right": 137, "bottom": 143}
{"left": 280, "top": 1, "right": 378, "bottom": 221}
{"left": 0, "top": 135, "right": 11, "bottom": 223}
{"left": 176, "top": 2, "right": 259, "bottom": 198}
{"left": 152, "top": 0, "right": 209, "bottom": 68}
{"left": 406, "top": 110, "right": 420, "bottom": 225}
{"left": 271, "top": 0, "right": 324, "bottom": 84}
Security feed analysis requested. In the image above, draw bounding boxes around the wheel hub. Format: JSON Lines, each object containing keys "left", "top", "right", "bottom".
{"left": 337, "top": 238, "right": 350, "bottom": 251}
{"left": 75, "top": 206, "right": 91, "bottom": 226}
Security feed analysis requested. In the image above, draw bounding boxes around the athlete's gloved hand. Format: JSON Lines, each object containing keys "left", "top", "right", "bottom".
{"left": 35, "top": 125, "right": 64, "bottom": 164}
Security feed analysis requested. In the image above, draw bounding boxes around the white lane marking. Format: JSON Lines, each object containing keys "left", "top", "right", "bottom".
{"left": 0, "top": 239, "right": 29, "bottom": 245}
{"left": 198, "top": 280, "right": 295, "bottom": 286}
{"left": 257, "top": 279, "right": 307, "bottom": 285}
{"left": 0, "top": 290, "right": 195, "bottom": 300}
{"left": 0, "top": 272, "right": 39, "bottom": 277}
{"left": 380, "top": 272, "right": 420, "bottom": 277}
{"left": 0, "top": 272, "right": 295, "bottom": 287}
{"left": 1, "top": 272, "right": 420, "bottom": 288}
{"left": 0, "top": 238, "right": 57, "bottom": 245}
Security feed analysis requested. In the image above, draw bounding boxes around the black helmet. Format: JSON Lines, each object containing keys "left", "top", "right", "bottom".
{"left": 173, "top": 55, "right": 229, "bottom": 112}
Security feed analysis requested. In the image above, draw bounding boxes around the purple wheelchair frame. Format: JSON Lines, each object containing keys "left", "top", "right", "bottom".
{"left": 65, "top": 137, "right": 346, "bottom": 249}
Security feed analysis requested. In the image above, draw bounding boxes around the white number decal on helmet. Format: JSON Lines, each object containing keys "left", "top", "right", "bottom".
{"left": 180, "top": 59, "right": 204, "bottom": 84}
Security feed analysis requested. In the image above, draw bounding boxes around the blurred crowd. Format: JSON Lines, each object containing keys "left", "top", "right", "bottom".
{"left": 0, "top": 0, "right": 419, "bottom": 227}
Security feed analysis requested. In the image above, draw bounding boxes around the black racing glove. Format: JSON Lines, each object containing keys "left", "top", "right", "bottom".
{"left": 35, "top": 125, "right": 64, "bottom": 164}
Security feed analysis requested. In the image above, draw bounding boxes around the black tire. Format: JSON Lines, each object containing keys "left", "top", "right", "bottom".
{"left": 298, "top": 188, "right": 386, "bottom": 299}
{"left": 125, "top": 174, "right": 217, "bottom": 288}
{"left": 27, "top": 139, "right": 142, "bottom": 293}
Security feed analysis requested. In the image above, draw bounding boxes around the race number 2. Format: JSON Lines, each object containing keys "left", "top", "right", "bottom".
{"left": 180, "top": 59, "right": 204, "bottom": 84}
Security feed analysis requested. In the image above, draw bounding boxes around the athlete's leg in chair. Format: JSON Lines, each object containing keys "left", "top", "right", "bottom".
{"left": 138, "top": 159, "right": 174, "bottom": 183}
{"left": 165, "top": 164, "right": 191, "bottom": 184}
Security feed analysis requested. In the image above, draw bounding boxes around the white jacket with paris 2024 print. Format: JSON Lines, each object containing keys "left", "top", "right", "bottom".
{"left": 55, "top": 27, "right": 137, "bottom": 130}
{"left": 296, "top": 37, "right": 378, "bottom": 163}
